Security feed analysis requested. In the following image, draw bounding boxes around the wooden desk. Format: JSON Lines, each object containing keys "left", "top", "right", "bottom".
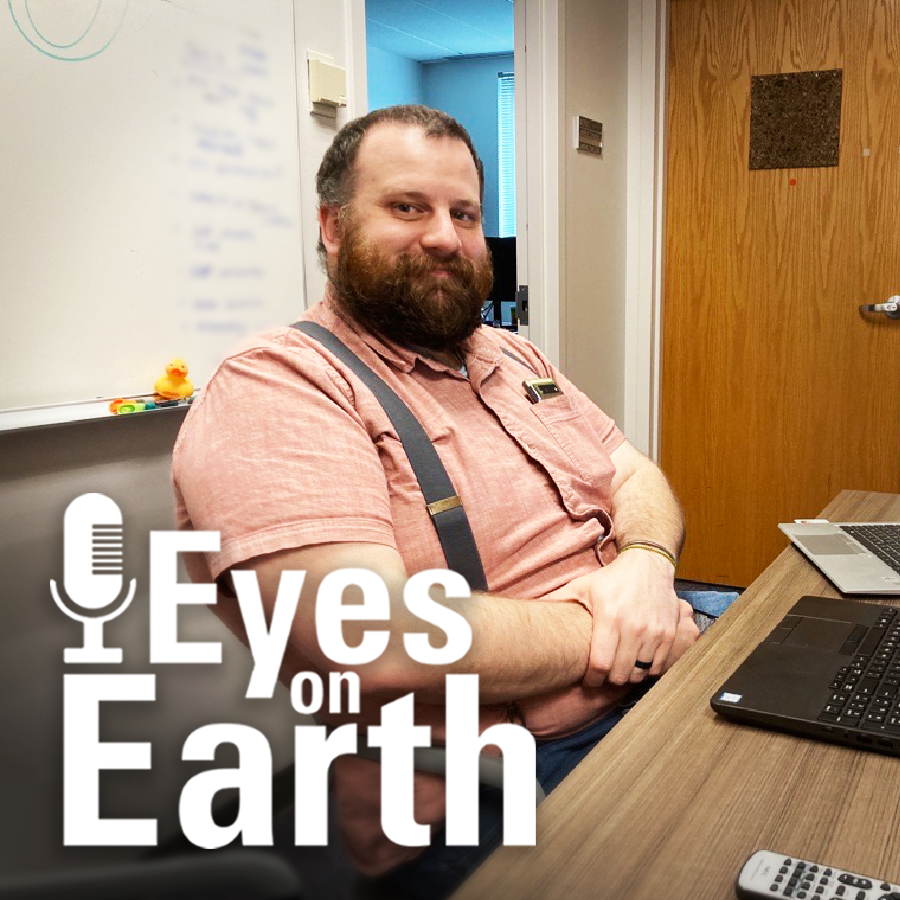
{"left": 455, "top": 490, "right": 900, "bottom": 900}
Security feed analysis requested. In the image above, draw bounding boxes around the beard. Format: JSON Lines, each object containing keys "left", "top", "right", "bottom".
{"left": 329, "top": 213, "right": 494, "bottom": 354}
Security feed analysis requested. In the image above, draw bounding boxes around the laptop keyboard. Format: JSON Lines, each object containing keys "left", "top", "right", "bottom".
{"left": 842, "top": 524, "right": 900, "bottom": 573}
{"left": 820, "top": 607, "right": 900, "bottom": 732}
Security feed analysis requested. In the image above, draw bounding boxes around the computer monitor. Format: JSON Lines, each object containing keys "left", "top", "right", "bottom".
{"left": 485, "top": 236, "right": 517, "bottom": 328}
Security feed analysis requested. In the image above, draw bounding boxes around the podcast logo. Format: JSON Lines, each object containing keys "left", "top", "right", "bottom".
{"left": 55, "top": 493, "right": 537, "bottom": 851}
{"left": 51, "top": 493, "right": 136, "bottom": 663}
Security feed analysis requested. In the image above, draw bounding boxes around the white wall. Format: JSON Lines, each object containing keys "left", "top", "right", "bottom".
{"left": 558, "top": 0, "right": 631, "bottom": 428}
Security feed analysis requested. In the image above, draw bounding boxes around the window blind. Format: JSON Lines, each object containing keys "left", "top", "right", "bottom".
{"left": 497, "top": 71, "right": 515, "bottom": 238}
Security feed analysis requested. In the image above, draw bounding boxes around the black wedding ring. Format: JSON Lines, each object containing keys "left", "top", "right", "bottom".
{"left": 634, "top": 659, "right": 654, "bottom": 670}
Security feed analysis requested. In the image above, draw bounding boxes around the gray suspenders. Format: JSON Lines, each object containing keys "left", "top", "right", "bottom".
{"left": 291, "top": 320, "right": 489, "bottom": 593}
{"left": 289, "top": 322, "right": 547, "bottom": 805}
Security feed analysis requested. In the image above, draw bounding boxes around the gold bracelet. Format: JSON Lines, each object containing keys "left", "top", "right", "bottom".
{"left": 618, "top": 541, "right": 677, "bottom": 568}
{"left": 621, "top": 539, "right": 678, "bottom": 563}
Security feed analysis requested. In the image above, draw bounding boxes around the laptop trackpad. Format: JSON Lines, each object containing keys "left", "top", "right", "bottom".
{"left": 800, "top": 534, "right": 864, "bottom": 555}
{"left": 782, "top": 617, "right": 854, "bottom": 651}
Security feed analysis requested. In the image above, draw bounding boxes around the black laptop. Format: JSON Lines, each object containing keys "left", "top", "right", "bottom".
{"left": 711, "top": 596, "right": 900, "bottom": 755}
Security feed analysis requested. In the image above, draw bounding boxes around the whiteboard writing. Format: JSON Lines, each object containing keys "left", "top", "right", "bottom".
{"left": 0, "top": 0, "right": 304, "bottom": 412}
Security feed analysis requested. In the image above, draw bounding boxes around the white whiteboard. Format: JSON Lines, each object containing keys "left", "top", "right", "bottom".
{"left": 0, "top": 0, "right": 305, "bottom": 413}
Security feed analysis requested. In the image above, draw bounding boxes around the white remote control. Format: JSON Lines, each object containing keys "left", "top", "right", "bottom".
{"left": 736, "top": 850, "right": 900, "bottom": 900}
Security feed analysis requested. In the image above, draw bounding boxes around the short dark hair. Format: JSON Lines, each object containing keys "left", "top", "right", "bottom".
{"left": 315, "top": 105, "right": 485, "bottom": 260}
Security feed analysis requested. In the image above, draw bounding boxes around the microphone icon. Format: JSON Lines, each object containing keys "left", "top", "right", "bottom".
{"left": 50, "top": 493, "right": 137, "bottom": 663}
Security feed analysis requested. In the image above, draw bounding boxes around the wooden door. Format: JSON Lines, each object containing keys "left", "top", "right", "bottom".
{"left": 661, "top": 0, "right": 900, "bottom": 586}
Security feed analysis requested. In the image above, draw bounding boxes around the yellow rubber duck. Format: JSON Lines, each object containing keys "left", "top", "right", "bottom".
{"left": 154, "top": 358, "right": 194, "bottom": 400}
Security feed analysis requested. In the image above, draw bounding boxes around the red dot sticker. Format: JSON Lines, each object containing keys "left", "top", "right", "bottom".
{"left": 789, "top": 178, "right": 797, "bottom": 186}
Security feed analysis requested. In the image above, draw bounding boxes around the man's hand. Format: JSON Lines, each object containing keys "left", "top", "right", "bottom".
{"left": 663, "top": 600, "right": 701, "bottom": 673}
{"left": 544, "top": 549, "right": 682, "bottom": 686}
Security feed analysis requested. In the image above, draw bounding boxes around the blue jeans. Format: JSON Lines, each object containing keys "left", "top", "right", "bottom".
{"left": 681, "top": 590, "right": 740, "bottom": 633}
{"left": 679, "top": 590, "right": 739, "bottom": 618}
{"left": 383, "top": 589, "right": 739, "bottom": 900}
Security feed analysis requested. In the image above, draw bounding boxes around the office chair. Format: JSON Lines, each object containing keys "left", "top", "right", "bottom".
{"left": 0, "top": 849, "right": 301, "bottom": 900}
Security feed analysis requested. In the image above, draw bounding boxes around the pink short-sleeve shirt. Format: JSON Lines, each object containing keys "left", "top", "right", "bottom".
{"left": 172, "top": 297, "right": 628, "bottom": 873}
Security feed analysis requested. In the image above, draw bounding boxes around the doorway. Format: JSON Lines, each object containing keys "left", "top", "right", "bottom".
{"left": 364, "top": 0, "right": 518, "bottom": 329}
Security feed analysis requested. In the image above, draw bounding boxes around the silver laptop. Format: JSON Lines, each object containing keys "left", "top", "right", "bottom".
{"left": 779, "top": 521, "right": 900, "bottom": 594}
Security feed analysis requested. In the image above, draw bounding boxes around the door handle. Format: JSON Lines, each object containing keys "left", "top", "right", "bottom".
{"left": 859, "top": 295, "right": 900, "bottom": 319}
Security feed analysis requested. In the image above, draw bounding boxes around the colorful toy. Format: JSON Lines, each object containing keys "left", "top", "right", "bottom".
{"left": 118, "top": 400, "right": 156, "bottom": 414}
{"left": 108, "top": 359, "right": 194, "bottom": 416}
{"left": 154, "top": 358, "right": 193, "bottom": 400}
{"left": 109, "top": 397, "right": 157, "bottom": 415}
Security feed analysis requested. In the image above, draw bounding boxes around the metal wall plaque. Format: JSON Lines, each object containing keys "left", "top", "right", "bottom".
{"left": 749, "top": 69, "right": 842, "bottom": 169}
{"left": 577, "top": 115, "right": 603, "bottom": 157}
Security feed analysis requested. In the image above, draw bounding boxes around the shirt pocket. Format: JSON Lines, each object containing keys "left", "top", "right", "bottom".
{"left": 530, "top": 395, "right": 598, "bottom": 483}
{"left": 488, "top": 389, "right": 616, "bottom": 522}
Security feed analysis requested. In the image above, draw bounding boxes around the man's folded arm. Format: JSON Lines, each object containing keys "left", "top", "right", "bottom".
{"left": 215, "top": 541, "right": 594, "bottom": 704}
{"left": 547, "top": 439, "right": 689, "bottom": 687}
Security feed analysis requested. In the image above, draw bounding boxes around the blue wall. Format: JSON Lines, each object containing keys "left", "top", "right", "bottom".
{"left": 423, "top": 54, "right": 513, "bottom": 238}
{"left": 367, "top": 45, "right": 424, "bottom": 111}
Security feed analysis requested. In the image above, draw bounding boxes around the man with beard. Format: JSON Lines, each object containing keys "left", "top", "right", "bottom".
{"left": 172, "top": 105, "right": 698, "bottom": 898}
